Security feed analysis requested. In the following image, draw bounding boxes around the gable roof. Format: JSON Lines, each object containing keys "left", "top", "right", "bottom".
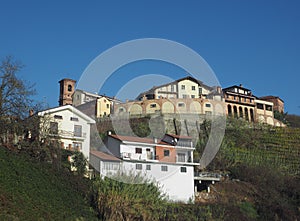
{"left": 136, "top": 76, "right": 213, "bottom": 99}
{"left": 90, "top": 150, "right": 121, "bottom": 162}
{"left": 37, "top": 105, "right": 96, "bottom": 124}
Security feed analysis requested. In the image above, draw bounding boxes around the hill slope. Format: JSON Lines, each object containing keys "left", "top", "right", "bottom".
{"left": 0, "top": 147, "right": 97, "bottom": 220}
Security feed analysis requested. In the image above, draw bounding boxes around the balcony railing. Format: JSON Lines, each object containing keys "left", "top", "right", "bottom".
{"left": 49, "top": 130, "right": 86, "bottom": 138}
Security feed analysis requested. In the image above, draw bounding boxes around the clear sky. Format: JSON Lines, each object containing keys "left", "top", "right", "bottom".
{"left": 0, "top": 0, "right": 299, "bottom": 115}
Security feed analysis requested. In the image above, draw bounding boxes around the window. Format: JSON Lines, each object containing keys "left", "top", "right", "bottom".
{"left": 150, "top": 104, "right": 156, "bottom": 108}
{"left": 70, "top": 117, "right": 78, "bottom": 121}
{"left": 177, "top": 153, "right": 185, "bottom": 162}
{"left": 191, "top": 86, "right": 196, "bottom": 90}
{"left": 171, "top": 85, "right": 174, "bottom": 92}
{"left": 182, "top": 94, "right": 188, "bottom": 98}
{"left": 164, "top": 149, "right": 170, "bottom": 157}
{"left": 106, "top": 104, "right": 110, "bottom": 109}
{"left": 181, "top": 85, "right": 185, "bottom": 90}
{"left": 54, "top": 115, "right": 63, "bottom": 119}
{"left": 205, "top": 103, "right": 211, "bottom": 108}
{"left": 50, "top": 122, "right": 58, "bottom": 134}
{"left": 135, "top": 148, "right": 142, "bottom": 154}
{"left": 161, "top": 165, "right": 168, "bottom": 172}
{"left": 199, "top": 88, "right": 202, "bottom": 95}
{"left": 146, "top": 165, "right": 151, "bottom": 170}
{"left": 136, "top": 164, "right": 142, "bottom": 170}
{"left": 180, "top": 167, "right": 187, "bottom": 173}
{"left": 257, "top": 103, "right": 264, "bottom": 110}
{"left": 74, "top": 125, "right": 82, "bottom": 137}
{"left": 266, "top": 105, "right": 273, "bottom": 111}
{"left": 191, "top": 95, "right": 195, "bottom": 98}
{"left": 103, "top": 162, "right": 119, "bottom": 170}
{"left": 178, "top": 103, "right": 185, "bottom": 107}
{"left": 68, "top": 85, "right": 72, "bottom": 92}
{"left": 119, "top": 108, "right": 124, "bottom": 112}
{"left": 73, "top": 142, "right": 82, "bottom": 151}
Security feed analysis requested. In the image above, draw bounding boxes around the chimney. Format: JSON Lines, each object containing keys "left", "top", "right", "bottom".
{"left": 107, "top": 131, "right": 112, "bottom": 135}
{"left": 153, "top": 137, "right": 158, "bottom": 144}
{"left": 216, "top": 86, "right": 222, "bottom": 94}
{"left": 29, "top": 109, "right": 34, "bottom": 117}
{"left": 239, "top": 84, "right": 243, "bottom": 87}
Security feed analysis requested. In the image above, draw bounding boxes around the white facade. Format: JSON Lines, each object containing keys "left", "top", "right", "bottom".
{"left": 89, "top": 134, "right": 197, "bottom": 202}
{"left": 38, "top": 105, "right": 95, "bottom": 159}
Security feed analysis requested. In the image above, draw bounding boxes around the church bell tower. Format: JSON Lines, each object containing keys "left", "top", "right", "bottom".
{"left": 58, "top": 78, "right": 76, "bottom": 106}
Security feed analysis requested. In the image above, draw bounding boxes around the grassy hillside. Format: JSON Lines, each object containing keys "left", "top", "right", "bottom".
{"left": 0, "top": 147, "right": 97, "bottom": 220}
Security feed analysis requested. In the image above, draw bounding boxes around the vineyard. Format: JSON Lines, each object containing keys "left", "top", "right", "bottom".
{"left": 209, "top": 125, "right": 300, "bottom": 176}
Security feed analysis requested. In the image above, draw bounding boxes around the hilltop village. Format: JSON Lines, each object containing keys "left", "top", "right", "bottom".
{"left": 30, "top": 76, "right": 285, "bottom": 202}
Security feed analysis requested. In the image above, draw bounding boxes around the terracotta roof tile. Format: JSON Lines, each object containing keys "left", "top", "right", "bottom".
{"left": 90, "top": 150, "right": 121, "bottom": 162}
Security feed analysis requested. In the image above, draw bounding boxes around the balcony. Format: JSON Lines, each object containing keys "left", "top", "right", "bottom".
{"left": 50, "top": 130, "right": 86, "bottom": 139}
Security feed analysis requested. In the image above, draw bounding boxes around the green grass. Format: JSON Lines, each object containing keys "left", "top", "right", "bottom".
{"left": 0, "top": 147, "right": 97, "bottom": 220}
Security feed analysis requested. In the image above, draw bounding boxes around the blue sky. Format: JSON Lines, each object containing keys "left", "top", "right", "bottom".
{"left": 0, "top": 0, "right": 299, "bottom": 115}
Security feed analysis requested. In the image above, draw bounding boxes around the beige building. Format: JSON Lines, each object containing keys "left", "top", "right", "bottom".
{"left": 223, "top": 84, "right": 285, "bottom": 127}
{"left": 114, "top": 97, "right": 225, "bottom": 117}
{"left": 136, "top": 76, "right": 212, "bottom": 100}
{"left": 72, "top": 89, "right": 120, "bottom": 118}
{"left": 259, "top": 96, "right": 284, "bottom": 113}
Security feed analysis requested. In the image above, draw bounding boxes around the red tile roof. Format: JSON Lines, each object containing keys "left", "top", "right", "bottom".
{"left": 90, "top": 150, "right": 121, "bottom": 162}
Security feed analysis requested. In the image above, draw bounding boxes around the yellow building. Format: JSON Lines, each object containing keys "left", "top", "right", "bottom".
{"left": 136, "top": 76, "right": 212, "bottom": 100}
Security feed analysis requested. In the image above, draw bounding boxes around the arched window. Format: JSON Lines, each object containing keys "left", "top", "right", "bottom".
{"left": 233, "top": 106, "right": 238, "bottom": 118}
{"left": 239, "top": 106, "right": 243, "bottom": 118}
{"left": 68, "top": 85, "right": 72, "bottom": 92}
{"left": 228, "top": 105, "right": 232, "bottom": 117}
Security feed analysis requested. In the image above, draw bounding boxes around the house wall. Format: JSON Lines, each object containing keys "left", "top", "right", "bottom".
{"left": 40, "top": 108, "right": 92, "bottom": 159}
{"left": 121, "top": 161, "right": 195, "bottom": 202}
{"left": 96, "top": 97, "right": 111, "bottom": 117}
{"left": 177, "top": 79, "right": 199, "bottom": 99}
{"left": 89, "top": 154, "right": 121, "bottom": 177}
{"left": 155, "top": 146, "right": 176, "bottom": 162}
{"left": 120, "top": 143, "right": 156, "bottom": 161}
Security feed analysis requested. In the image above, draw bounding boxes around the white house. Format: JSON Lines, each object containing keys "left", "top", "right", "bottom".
{"left": 89, "top": 134, "right": 198, "bottom": 202}
{"left": 37, "top": 105, "right": 96, "bottom": 160}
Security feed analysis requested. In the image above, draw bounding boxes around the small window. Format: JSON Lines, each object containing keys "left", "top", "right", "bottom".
{"left": 266, "top": 105, "right": 272, "bottom": 111}
{"left": 180, "top": 167, "right": 187, "bottom": 173}
{"left": 150, "top": 104, "right": 156, "bottom": 108}
{"left": 171, "top": 85, "right": 174, "bottom": 92}
{"left": 199, "top": 88, "right": 203, "bottom": 95}
{"left": 181, "top": 85, "right": 185, "bottom": 90}
{"left": 70, "top": 117, "right": 79, "bottom": 121}
{"left": 191, "top": 95, "right": 195, "bottom": 98}
{"left": 191, "top": 86, "right": 196, "bottom": 90}
{"left": 68, "top": 85, "right": 72, "bottom": 92}
{"left": 146, "top": 165, "right": 151, "bottom": 170}
{"left": 50, "top": 122, "right": 58, "bottom": 134}
{"left": 205, "top": 103, "right": 211, "bottom": 108}
{"left": 119, "top": 108, "right": 124, "bottom": 112}
{"left": 182, "top": 94, "right": 187, "bottom": 98}
{"left": 161, "top": 165, "right": 168, "bottom": 172}
{"left": 164, "top": 149, "right": 170, "bottom": 157}
{"left": 106, "top": 104, "right": 110, "bottom": 109}
{"left": 178, "top": 103, "right": 185, "bottom": 107}
{"left": 54, "top": 115, "right": 63, "bottom": 119}
{"left": 136, "top": 164, "right": 142, "bottom": 170}
{"left": 135, "top": 148, "right": 142, "bottom": 154}
{"left": 257, "top": 103, "right": 264, "bottom": 110}
{"left": 74, "top": 125, "right": 82, "bottom": 137}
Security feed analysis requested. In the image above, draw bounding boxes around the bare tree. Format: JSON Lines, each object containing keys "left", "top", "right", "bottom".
{"left": 0, "top": 56, "right": 36, "bottom": 118}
